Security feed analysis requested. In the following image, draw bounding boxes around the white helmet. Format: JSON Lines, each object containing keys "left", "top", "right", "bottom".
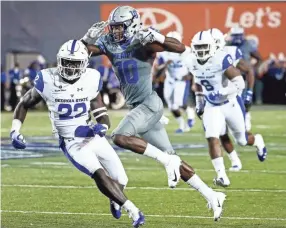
{"left": 191, "top": 31, "right": 216, "bottom": 62}
{"left": 108, "top": 6, "right": 142, "bottom": 42}
{"left": 57, "top": 40, "right": 89, "bottom": 81}
{"left": 166, "top": 31, "right": 182, "bottom": 43}
{"left": 209, "top": 28, "right": 225, "bottom": 50}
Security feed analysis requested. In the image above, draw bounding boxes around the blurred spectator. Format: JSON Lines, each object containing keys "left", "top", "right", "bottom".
{"left": 24, "top": 61, "right": 40, "bottom": 84}
{"left": 260, "top": 54, "right": 286, "bottom": 104}
{"left": 97, "top": 63, "right": 124, "bottom": 109}
{"left": 1, "top": 65, "right": 7, "bottom": 111}
{"left": 8, "top": 63, "right": 22, "bottom": 110}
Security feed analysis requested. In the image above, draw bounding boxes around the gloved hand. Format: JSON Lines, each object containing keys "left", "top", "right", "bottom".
{"left": 136, "top": 27, "right": 165, "bottom": 46}
{"left": 196, "top": 106, "right": 204, "bottom": 120}
{"left": 136, "top": 28, "right": 155, "bottom": 46}
{"left": 207, "top": 90, "right": 226, "bottom": 103}
{"left": 10, "top": 130, "right": 26, "bottom": 149}
{"left": 195, "top": 93, "right": 205, "bottom": 119}
{"left": 244, "top": 89, "right": 253, "bottom": 111}
{"left": 82, "top": 21, "right": 109, "bottom": 44}
{"left": 92, "top": 124, "right": 108, "bottom": 137}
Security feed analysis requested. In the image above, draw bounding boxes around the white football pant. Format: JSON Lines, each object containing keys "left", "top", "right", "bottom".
{"left": 203, "top": 96, "right": 248, "bottom": 146}
{"left": 60, "top": 135, "right": 128, "bottom": 186}
{"left": 164, "top": 80, "right": 189, "bottom": 110}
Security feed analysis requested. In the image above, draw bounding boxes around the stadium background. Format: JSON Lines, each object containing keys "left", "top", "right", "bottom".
{"left": 1, "top": 2, "right": 286, "bottom": 228}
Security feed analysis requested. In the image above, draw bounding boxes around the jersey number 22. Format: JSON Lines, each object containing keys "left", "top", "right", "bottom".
{"left": 58, "top": 103, "right": 87, "bottom": 120}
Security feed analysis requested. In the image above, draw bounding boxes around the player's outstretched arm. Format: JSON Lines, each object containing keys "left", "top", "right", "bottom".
{"left": 236, "top": 59, "right": 254, "bottom": 91}
{"left": 13, "top": 88, "right": 43, "bottom": 123}
{"left": 80, "top": 40, "right": 104, "bottom": 57}
{"left": 11, "top": 88, "right": 43, "bottom": 149}
{"left": 250, "top": 50, "right": 263, "bottom": 65}
{"left": 236, "top": 59, "right": 255, "bottom": 109}
{"left": 90, "top": 93, "right": 110, "bottom": 129}
{"left": 147, "top": 37, "right": 185, "bottom": 54}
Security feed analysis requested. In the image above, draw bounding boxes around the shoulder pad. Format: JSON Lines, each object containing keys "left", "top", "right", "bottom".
{"left": 95, "top": 35, "right": 108, "bottom": 53}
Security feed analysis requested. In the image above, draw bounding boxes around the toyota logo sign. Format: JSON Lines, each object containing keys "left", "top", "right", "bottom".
{"left": 137, "top": 8, "right": 183, "bottom": 36}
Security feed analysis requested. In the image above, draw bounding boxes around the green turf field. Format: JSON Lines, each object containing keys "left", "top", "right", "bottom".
{"left": 1, "top": 106, "right": 286, "bottom": 228}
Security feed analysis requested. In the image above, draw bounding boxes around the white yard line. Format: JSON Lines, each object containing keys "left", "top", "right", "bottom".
{"left": 1, "top": 210, "right": 286, "bottom": 221}
{"left": 2, "top": 184, "right": 286, "bottom": 193}
{"left": 2, "top": 164, "right": 286, "bottom": 174}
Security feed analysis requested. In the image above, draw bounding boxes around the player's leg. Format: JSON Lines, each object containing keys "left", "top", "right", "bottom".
{"left": 177, "top": 80, "right": 195, "bottom": 129}
{"left": 185, "top": 86, "right": 196, "bottom": 128}
{"left": 182, "top": 105, "right": 196, "bottom": 128}
{"left": 88, "top": 135, "right": 129, "bottom": 219}
{"left": 225, "top": 96, "right": 267, "bottom": 161}
{"left": 173, "top": 81, "right": 190, "bottom": 132}
{"left": 245, "top": 111, "right": 252, "bottom": 132}
{"left": 112, "top": 92, "right": 183, "bottom": 187}
{"left": 203, "top": 105, "right": 230, "bottom": 187}
{"left": 59, "top": 137, "right": 145, "bottom": 226}
{"left": 164, "top": 80, "right": 184, "bottom": 133}
{"left": 140, "top": 121, "right": 226, "bottom": 221}
{"left": 220, "top": 132, "right": 242, "bottom": 171}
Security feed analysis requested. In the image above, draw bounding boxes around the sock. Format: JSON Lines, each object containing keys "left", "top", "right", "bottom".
{"left": 186, "top": 107, "right": 195, "bottom": 120}
{"left": 122, "top": 200, "right": 139, "bottom": 220}
{"left": 211, "top": 157, "right": 226, "bottom": 177}
{"left": 227, "top": 150, "right": 241, "bottom": 166}
{"left": 176, "top": 116, "right": 185, "bottom": 130}
{"left": 187, "top": 174, "right": 214, "bottom": 202}
{"left": 144, "top": 143, "right": 170, "bottom": 166}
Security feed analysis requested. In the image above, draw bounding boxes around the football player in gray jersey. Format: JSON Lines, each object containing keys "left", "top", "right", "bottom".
{"left": 227, "top": 26, "right": 263, "bottom": 128}
{"left": 81, "top": 6, "right": 226, "bottom": 221}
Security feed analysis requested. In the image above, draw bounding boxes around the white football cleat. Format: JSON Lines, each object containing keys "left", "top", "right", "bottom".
{"left": 229, "top": 164, "right": 242, "bottom": 172}
{"left": 165, "top": 155, "right": 181, "bottom": 188}
{"left": 229, "top": 158, "right": 242, "bottom": 172}
{"left": 213, "top": 175, "right": 230, "bottom": 188}
{"left": 254, "top": 134, "right": 267, "bottom": 162}
{"left": 207, "top": 192, "right": 226, "bottom": 221}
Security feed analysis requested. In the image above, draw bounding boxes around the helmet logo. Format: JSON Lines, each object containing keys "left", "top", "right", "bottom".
{"left": 130, "top": 9, "right": 138, "bottom": 19}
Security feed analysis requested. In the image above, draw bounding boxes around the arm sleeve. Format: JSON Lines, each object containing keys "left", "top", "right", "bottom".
{"left": 33, "top": 71, "right": 46, "bottom": 99}
{"left": 222, "top": 54, "right": 234, "bottom": 72}
{"left": 94, "top": 36, "right": 107, "bottom": 54}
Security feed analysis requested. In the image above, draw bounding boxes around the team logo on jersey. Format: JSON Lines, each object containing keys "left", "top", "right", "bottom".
{"left": 138, "top": 8, "right": 183, "bottom": 36}
{"left": 77, "top": 88, "right": 83, "bottom": 92}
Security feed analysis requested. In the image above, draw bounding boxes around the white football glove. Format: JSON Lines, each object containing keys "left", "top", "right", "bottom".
{"left": 82, "top": 21, "right": 109, "bottom": 44}
{"left": 136, "top": 27, "right": 165, "bottom": 46}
